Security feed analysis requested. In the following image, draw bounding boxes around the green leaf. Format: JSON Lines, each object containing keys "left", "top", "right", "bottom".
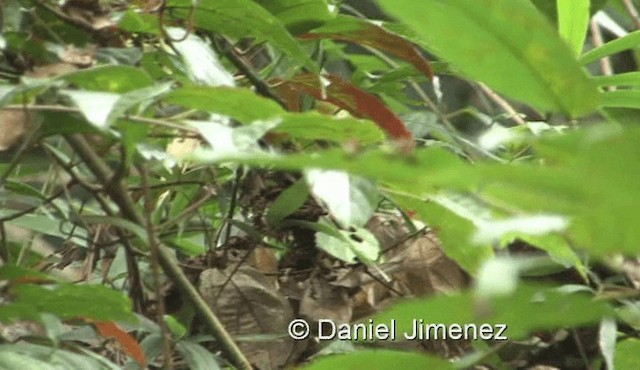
{"left": 167, "top": 0, "right": 317, "bottom": 72}
{"left": 374, "top": 283, "right": 611, "bottom": 340}
{"left": 600, "top": 90, "right": 640, "bottom": 109}
{"left": 579, "top": 30, "right": 640, "bottom": 65}
{"left": 277, "top": 113, "right": 385, "bottom": 145}
{"left": 118, "top": 9, "right": 160, "bottom": 35}
{"left": 175, "top": 341, "right": 221, "bottom": 370}
{"left": 391, "top": 195, "right": 492, "bottom": 273}
{"left": 63, "top": 90, "right": 120, "bottom": 130}
{"left": 592, "top": 72, "right": 640, "bottom": 87}
{"left": 165, "top": 86, "right": 285, "bottom": 123}
{"left": 10, "top": 284, "right": 135, "bottom": 322}
{"left": 79, "top": 215, "right": 149, "bottom": 246}
{"left": 254, "top": 0, "right": 335, "bottom": 35}
{"left": 265, "top": 179, "right": 309, "bottom": 226}
{"left": 315, "top": 219, "right": 381, "bottom": 263}
{"left": 0, "top": 343, "right": 119, "bottom": 370}
{"left": 376, "top": 0, "right": 599, "bottom": 116}
{"left": 557, "top": 0, "right": 590, "bottom": 56}
{"left": 306, "top": 170, "right": 378, "bottom": 227}
{"left": 61, "top": 65, "right": 154, "bottom": 93}
{"left": 302, "top": 350, "right": 453, "bottom": 370}
{"left": 616, "top": 339, "right": 640, "bottom": 369}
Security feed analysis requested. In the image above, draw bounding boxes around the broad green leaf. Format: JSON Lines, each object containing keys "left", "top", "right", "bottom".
{"left": 499, "top": 233, "right": 586, "bottom": 278}
{"left": 374, "top": 283, "right": 611, "bottom": 340}
{"left": 64, "top": 83, "right": 171, "bottom": 129}
{"left": 254, "top": 0, "right": 335, "bottom": 34}
{"left": 303, "top": 350, "right": 453, "bottom": 370}
{"left": 306, "top": 170, "right": 377, "bottom": 227}
{"left": 391, "top": 195, "right": 492, "bottom": 273}
{"left": 376, "top": 0, "right": 599, "bottom": 116}
{"left": 64, "top": 90, "right": 120, "bottom": 130}
{"left": 617, "top": 339, "right": 640, "bottom": 369}
{"left": 189, "top": 146, "right": 472, "bottom": 193}
{"left": 0, "top": 343, "right": 119, "bottom": 370}
{"left": 315, "top": 219, "right": 380, "bottom": 263}
{"left": 61, "top": 65, "right": 154, "bottom": 93}
{"left": 579, "top": 30, "right": 640, "bottom": 65}
{"left": 557, "top": 0, "right": 590, "bottom": 56}
{"left": 265, "top": 179, "right": 309, "bottom": 226}
{"left": 190, "top": 119, "right": 280, "bottom": 155}
{"left": 167, "top": 0, "right": 317, "bottom": 72}
{"left": 277, "top": 113, "right": 385, "bottom": 145}
{"left": 10, "top": 284, "right": 135, "bottom": 322}
{"left": 165, "top": 86, "right": 285, "bottom": 123}
{"left": 117, "top": 9, "right": 160, "bottom": 35}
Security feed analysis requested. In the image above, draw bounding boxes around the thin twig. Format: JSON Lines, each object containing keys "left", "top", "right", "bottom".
{"left": 64, "top": 134, "right": 252, "bottom": 370}
{"left": 623, "top": 0, "right": 640, "bottom": 30}
{"left": 139, "top": 164, "right": 174, "bottom": 370}
{"left": 478, "top": 83, "right": 526, "bottom": 126}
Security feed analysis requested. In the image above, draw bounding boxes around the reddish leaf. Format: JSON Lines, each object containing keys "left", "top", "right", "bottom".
{"left": 275, "top": 73, "right": 414, "bottom": 150}
{"left": 300, "top": 16, "right": 433, "bottom": 80}
{"left": 94, "top": 321, "right": 147, "bottom": 368}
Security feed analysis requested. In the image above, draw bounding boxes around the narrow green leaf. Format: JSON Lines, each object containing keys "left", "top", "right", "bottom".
{"left": 592, "top": 72, "right": 640, "bottom": 87}
{"left": 375, "top": 0, "right": 599, "bottom": 116}
{"left": 265, "top": 179, "right": 309, "bottom": 226}
{"left": 600, "top": 90, "right": 640, "bottom": 109}
{"left": 557, "top": 0, "right": 590, "bottom": 56}
{"left": 165, "top": 86, "right": 285, "bottom": 123}
{"left": 579, "top": 30, "right": 640, "bottom": 65}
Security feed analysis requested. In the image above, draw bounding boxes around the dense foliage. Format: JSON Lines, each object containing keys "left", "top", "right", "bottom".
{"left": 1, "top": 0, "right": 640, "bottom": 369}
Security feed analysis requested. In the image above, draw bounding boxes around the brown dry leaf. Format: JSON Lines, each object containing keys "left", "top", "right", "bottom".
{"left": 299, "top": 274, "right": 353, "bottom": 324}
{"left": 25, "top": 63, "right": 78, "bottom": 78}
{"left": 59, "top": 45, "right": 96, "bottom": 67}
{"left": 347, "top": 214, "right": 468, "bottom": 318}
{"left": 198, "top": 265, "right": 294, "bottom": 370}
{"left": 0, "top": 110, "right": 32, "bottom": 151}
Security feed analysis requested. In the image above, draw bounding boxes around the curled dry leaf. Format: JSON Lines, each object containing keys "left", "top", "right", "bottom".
{"left": 198, "top": 265, "right": 295, "bottom": 370}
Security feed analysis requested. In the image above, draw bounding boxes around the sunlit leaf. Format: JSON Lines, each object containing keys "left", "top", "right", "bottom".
{"left": 306, "top": 169, "right": 377, "bottom": 227}
{"left": 557, "top": 0, "right": 590, "bottom": 56}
